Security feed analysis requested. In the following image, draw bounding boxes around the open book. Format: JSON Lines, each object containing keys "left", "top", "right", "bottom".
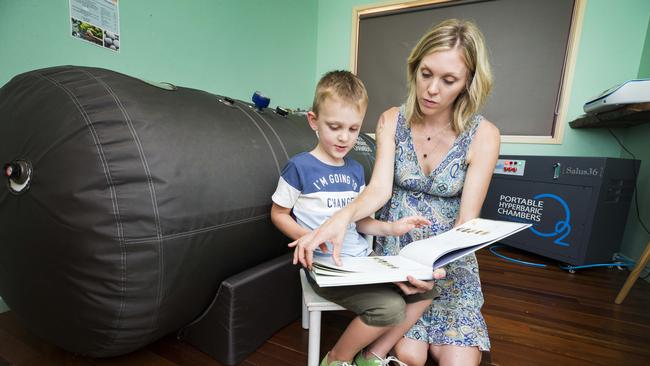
{"left": 309, "top": 218, "right": 531, "bottom": 287}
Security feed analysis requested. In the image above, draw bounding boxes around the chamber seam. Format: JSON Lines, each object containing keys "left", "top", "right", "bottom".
{"left": 81, "top": 69, "right": 165, "bottom": 340}
{"left": 123, "top": 213, "right": 269, "bottom": 244}
{"left": 251, "top": 108, "right": 290, "bottom": 161}
{"left": 37, "top": 70, "right": 127, "bottom": 346}
{"left": 235, "top": 105, "right": 282, "bottom": 175}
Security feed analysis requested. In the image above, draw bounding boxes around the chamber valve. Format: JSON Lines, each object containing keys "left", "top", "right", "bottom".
{"left": 4, "top": 159, "right": 33, "bottom": 194}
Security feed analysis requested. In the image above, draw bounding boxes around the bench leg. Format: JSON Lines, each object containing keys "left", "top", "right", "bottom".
{"left": 615, "top": 240, "right": 650, "bottom": 304}
{"left": 308, "top": 310, "right": 322, "bottom": 366}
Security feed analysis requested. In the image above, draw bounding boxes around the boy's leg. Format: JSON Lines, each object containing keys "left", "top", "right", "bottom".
{"left": 364, "top": 298, "right": 432, "bottom": 359}
{"left": 328, "top": 317, "right": 389, "bottom": 362}
{"left": 309, "top": 280, "right": 407, "bottom": 363}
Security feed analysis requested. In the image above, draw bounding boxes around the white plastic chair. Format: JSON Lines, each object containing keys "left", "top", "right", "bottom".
{"left": 300, "top": 234, "right": 373, "bottom": 366}
{"left": 300, "top": 268, "right": 345, "bottom": 366}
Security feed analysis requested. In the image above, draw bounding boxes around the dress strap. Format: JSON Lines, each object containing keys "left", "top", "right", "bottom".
{"left": 467, "top": 114, "right": 483, "bottom": 139}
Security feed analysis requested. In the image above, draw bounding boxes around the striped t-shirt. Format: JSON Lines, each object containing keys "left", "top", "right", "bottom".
{"left": 272, "top": 152, "right": 369, "bottom": 257}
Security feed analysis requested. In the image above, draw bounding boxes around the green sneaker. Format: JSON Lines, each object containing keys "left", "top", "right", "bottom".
{"left": 320, "top": 352, "right": 355, "bottom": 366}
{"left": 354, "top": 351, "right": 408, "bottom": 366}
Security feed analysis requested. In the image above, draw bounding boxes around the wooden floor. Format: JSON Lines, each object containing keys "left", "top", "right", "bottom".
{"left": 1, "top": 246, "right": 649, "bottom": 366}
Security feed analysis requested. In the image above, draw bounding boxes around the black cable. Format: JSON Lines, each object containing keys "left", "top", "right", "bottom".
{"left": 608, "top": 128, "right": 650, "bottom": 235}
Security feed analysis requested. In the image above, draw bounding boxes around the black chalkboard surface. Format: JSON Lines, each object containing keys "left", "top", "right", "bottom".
{"left": 354, "top": 0, "right": 578, "bottom": 139}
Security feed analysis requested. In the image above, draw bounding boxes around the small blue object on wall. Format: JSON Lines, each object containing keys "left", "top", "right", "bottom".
{"left": 252, "top": 91, "right": 270, "bottom": 110}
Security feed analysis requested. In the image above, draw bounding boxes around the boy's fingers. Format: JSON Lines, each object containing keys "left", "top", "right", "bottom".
{"left": 332, "top": 242, "right": 342, "bottom": 266}
{"left": 297, "top": 244, "right": 307, "bottom": 267}
{"left": 319, "top": 243, "right": 329, "bottom": 253}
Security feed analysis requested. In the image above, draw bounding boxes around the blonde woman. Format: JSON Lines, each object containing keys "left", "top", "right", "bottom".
{"left": 291, "top": 19, "right": 500, "bottom": 366}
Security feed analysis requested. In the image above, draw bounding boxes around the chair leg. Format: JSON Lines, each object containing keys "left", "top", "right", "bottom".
{"left": 615, "top": 240, "right": 650, "bottom": 304}
{"left": 308, "top": 310, "right": 322, "bottom": 366}
{"left": 302, "top": 297, "right": 310, "bottom": 330}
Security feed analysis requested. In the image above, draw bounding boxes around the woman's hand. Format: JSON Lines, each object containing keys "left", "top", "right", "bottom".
{"left": 288, "top": 211, "right": 352, "bottom": 268}
{"left": 389, "top": 216, "right": 431, "bottom": 236}
{"left": 394, "top": 268, "right": 446, "bottom": 294}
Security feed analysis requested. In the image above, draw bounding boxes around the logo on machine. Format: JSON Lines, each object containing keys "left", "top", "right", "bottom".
{"left": 563, "top": 166, "right": 602, "bottom": 177}
{"left": 497, "top": 195, "right": 544, "bottom": 222}
{"left": 496, "top": 193, "right": 571, "bottom": 247}
{"left": 528, "top": 193, "right": 571, "bottom": 247}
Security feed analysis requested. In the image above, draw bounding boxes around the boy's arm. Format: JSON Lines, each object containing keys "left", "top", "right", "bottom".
{"left": 356, "top": 217, "right": 390, "bottom": 236}
{"left": 356, "top": 216, "right": 431, "bottom": 237}
{"left": 270, "top": 203, "right": 310, "bottom": 241}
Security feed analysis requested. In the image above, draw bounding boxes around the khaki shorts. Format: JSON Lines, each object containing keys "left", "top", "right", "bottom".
{"left": 307, "top": 275, "right": 437, "bottom": 327}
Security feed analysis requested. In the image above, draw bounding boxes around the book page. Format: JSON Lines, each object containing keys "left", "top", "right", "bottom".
{"left": 311, "top": 255, "right": 434, "bottom": 286}
{"left": 399, "top": 219, "right": 530, "bottom": 267}
{"left": 313, "top": 255, "right": 430, "bottom": 274}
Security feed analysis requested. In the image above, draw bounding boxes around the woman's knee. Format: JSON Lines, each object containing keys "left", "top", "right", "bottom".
{"left": 394, "top": 338, "right": 428, "bottom": 366}
{"left": 431, "top": 345, "right": 482, "bottom": 366}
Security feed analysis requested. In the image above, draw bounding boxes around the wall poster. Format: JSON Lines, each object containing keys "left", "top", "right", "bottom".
{"left": 70, "top": 0, "right": 120, "bottom": 52}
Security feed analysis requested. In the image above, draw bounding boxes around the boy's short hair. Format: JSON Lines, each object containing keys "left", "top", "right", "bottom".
{"left": 311, "top": 70, "right": 368, "bottom": 115}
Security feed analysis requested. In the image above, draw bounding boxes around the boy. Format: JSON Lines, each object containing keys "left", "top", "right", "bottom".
{"left": 271, "top": 70, "right": 444, "bottom": 366}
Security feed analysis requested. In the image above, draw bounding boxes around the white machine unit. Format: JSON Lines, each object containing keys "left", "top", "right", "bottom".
{"left": 583, "top": 79, "right": 650, "bottom": 114}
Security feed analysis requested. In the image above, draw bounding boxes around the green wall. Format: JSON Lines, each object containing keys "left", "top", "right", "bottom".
{"left": 0, "top": 0, "right": 318, "bottom": 109}
{"left": 619, "top": 14, "right": 650, "bottom": 267}
{"left": 316, "top": 0, "right": 650, "bottom": 269}
{"left": 0, "top": 0, "right": 318, "bottom": 312}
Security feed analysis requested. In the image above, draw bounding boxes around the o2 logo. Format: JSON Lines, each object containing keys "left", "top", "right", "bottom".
{"left": 529, "top": 193, "right": 571, "bottom": 247}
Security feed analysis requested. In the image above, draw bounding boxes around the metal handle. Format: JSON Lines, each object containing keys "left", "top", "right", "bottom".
{"left": 553, "top": 162, "right": 561, "bottom": 179}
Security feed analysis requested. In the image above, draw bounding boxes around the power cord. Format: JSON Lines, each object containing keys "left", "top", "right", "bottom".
{"left": 607, "top": 128, "right": 649, "bottom": 235}
{"left": 489, "top": 244, "right": 635, "bottom": 272}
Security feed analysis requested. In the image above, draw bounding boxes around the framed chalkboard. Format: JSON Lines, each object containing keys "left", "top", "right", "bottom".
{"left": 351, "top": 0, "right": 585, "bottom": 143}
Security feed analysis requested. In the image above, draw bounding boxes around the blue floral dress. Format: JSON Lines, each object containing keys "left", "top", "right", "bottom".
{"left": 375, "top": 107, "right": 490, "bottom": 351}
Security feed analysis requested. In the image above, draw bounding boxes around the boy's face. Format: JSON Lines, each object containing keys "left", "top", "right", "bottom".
{"left": 307, "top": 97, "right": 365, "bottom": 165}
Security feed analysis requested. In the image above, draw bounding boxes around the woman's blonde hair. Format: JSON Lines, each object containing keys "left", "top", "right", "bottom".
{"left": 405, "top": 19, "right": 492, "bottom": 133}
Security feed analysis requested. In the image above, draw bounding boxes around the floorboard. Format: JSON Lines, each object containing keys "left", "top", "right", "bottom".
{"left": 0, "top": 246, "right": 648, "bottom": 365}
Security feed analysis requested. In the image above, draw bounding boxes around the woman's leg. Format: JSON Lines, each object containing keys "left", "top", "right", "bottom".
{"left": 364, "top": 298, "right": 432, "bottom": 358}
{"left": 393, "top": 337, "right": 429, "bottom": 366}
{"left": 430, "top": 344, "right": 482, "bottom": 366}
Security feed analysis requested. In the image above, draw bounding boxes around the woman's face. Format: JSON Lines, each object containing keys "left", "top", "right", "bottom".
{"left": 415, "top": 48, "right": 469, "bottom": 117}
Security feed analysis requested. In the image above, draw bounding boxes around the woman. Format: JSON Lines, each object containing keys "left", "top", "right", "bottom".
{"left": 291, "top": 19, "right": 499, "bottom": 366}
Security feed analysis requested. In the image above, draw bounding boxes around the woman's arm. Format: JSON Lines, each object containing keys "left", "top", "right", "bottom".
{"left": 456, "top": 118, "right": 501, "bottom": 225}
{"left": 289, "top": 108, "right": 400, "bottom": 267}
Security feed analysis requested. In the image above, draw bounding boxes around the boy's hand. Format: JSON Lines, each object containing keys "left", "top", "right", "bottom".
{"left": 390, "top": 216, "right": 431, "bottom": 236}
{"left": 394, "top": 268, "right": 446, "bottom": 294}
{"left": 288, "top": 213, "right": 349, "bottom": 268}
